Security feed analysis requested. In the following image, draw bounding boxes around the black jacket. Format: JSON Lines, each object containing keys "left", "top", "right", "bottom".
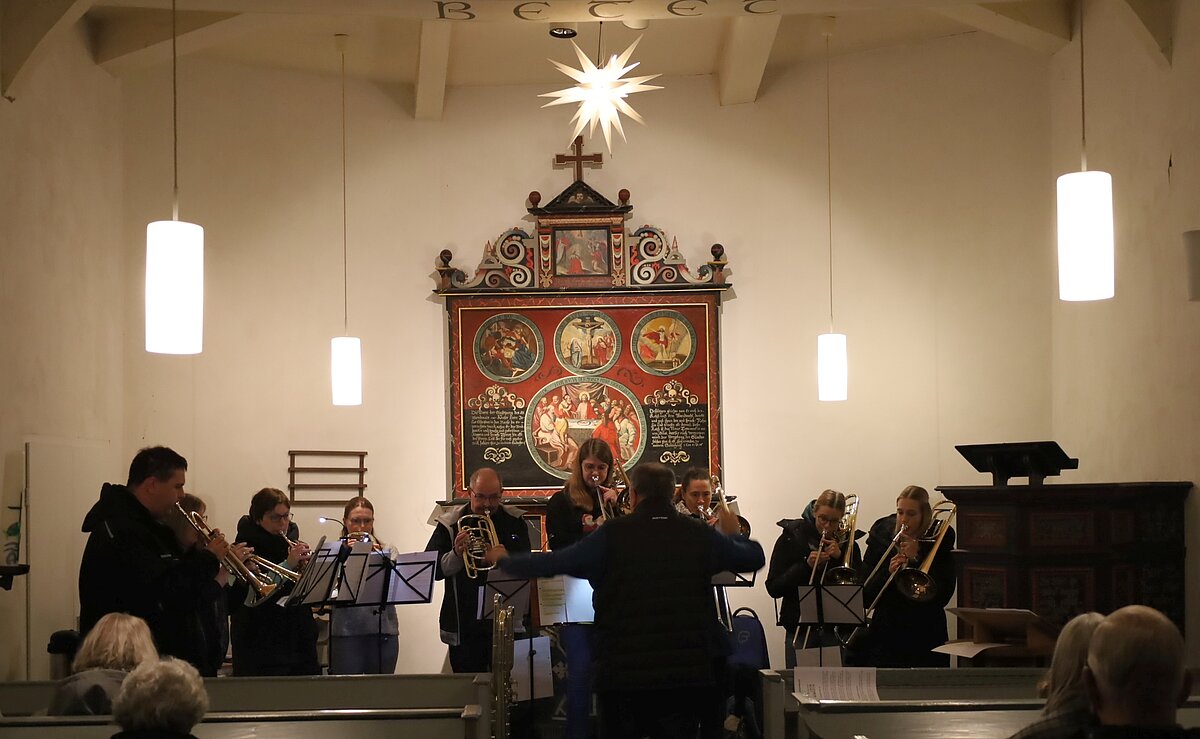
{"left": 228, "top": 516, "right": 319, "bottom": 676}
{"left": 764, "top": 514, "right": 863, "bottom": 630}
{"left": 425, "top": 502, "right": 532, "bottom": 645}
{"left": 78, "top": 484, "right": 220, "bottom": 669}
{"left": 545, "top": 486, "right": 603, "bottom": 551}
{"left": 845, "top": 513, "right": 955, "bottom": 667}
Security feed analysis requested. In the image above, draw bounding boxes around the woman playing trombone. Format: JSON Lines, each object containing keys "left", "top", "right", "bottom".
{"left": 844, "top": 485, "right": 955, "bottom": 667}
{"left": 765, "top": 489, "right": 862, "bottom": 668}
{"left": 545, "top": 437, "right": 621, "bottom": 551}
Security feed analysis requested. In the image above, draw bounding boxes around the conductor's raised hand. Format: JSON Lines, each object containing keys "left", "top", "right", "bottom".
{"left": 715, "top": 507, "right": 741, "bottom": 536}
{"left": 483, "top": 545, "right": 509, "bottom": 567}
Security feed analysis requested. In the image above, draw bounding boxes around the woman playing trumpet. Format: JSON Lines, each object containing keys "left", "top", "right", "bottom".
{"left": 330, "top": 496, "right": 399, "bottom": 675}
{"left": 229, "top": 487, "right": 319, "bottom": 676}
{"left": 546, "top": 438, "right": 621, "bottom": 550}
{"left": 765, "top": 489, "right": 862, "bottom": 667}
{"left": 844, "top": 485, "right": 955, "bottom": 667}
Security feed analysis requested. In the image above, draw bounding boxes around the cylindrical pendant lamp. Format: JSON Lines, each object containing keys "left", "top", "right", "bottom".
{"left": 1057, "top": 170, "right": 1114, "bottom": 301}
{"left": 331, "top": 336, "right": 362, "bottom": 406}
{"left": 145, "top": 220, "right": 204, "bottom": 354}
{"left": 817, "top": 332, "right": 847, "bottom": 402}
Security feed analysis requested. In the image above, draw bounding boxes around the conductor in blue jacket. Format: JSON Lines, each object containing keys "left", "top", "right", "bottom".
{"left": 487, "top": 462, "right": 764, "bottom": 739}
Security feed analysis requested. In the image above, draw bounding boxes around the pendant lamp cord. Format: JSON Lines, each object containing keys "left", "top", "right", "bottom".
{"left": 171, "top": 0, "right": 179, "bottom": 221}
{"left": 825, "top": 31, "right": 834, "bottom": 332}
{"left": 340, "top": 43, "right": 349, "bottom": 336}
{"left": 596, "top": 22, "right": 604, "bottom": 66}
{"left": 1079, "top": 0, "right": 1088, "bottom": 172}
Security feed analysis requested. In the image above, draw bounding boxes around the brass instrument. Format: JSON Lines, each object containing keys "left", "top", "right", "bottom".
{"left": 711, "top": 475, "right": 752, "bottom": 537}
{"left": 460, "top": 513, "right": 500, "bottom": 578}
{"left": 346, "top": 531, "right": 383, "bottom": 552}
{"left": 894, "top": 502, "right": 956, "bottom": 602}
{"left": 491, "top": 593, "right": 515, "bottom": 739}
{"left": 247, "top": 553, "right": 302, "bottom": 584}
{"left": 841, "top": 523, "right": 908, "bottom": 649}
{"left": 174, "top": 503, "right": 277, "bottom": 601}
{"left": 593, "top": 460, "right": 632, "bottom": 520}
{"left": 791, "top": 526, "right": 835, "bottom": 650}
{"left": 824, "top": 493, "right": 859, "bottom": 584}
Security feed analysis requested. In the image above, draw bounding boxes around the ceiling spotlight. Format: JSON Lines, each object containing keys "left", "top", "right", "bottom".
{"left": 549, "top": 22, "right": 578, "bottom": 39}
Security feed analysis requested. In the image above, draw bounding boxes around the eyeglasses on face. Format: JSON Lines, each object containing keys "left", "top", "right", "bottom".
{"left": 265, "top": 511, "right": 293, "bottom": 522}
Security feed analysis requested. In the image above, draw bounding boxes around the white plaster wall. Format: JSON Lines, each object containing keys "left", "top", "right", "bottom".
{"left": 119, "top": 29, "right": 1052, "bottom": 671}
{"left": 1049, "top": 0, "right": 1200, "bottom": 660}
{"left": 0, "top": 24, "right": 125, "bottom": 679}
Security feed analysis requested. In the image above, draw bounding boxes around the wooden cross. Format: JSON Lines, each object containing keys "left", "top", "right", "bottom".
{"left": 555, "top": 136, "right": 603, "bottom": 182}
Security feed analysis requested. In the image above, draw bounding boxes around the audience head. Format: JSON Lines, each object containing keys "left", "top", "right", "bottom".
{"left": 127, "top": 446, "right": 188, "bottom": 518}
{"left": 629, "top": 463, "right": 675, "bottom": 506}
{"left": 113, "top": 657, "right": 208, "bottom": 735}
{"left": 1086, "top": 605, "right": 1189, "bottom": 727}
{"left": 468, "top": 468, "right": 504, "bottom": 515}
{"left": 895, "top": 485, "right": 932, "bottom": 536}
{"left": 73, "top": 613, "right": 158, "bottom": 674}
{"left": 1041, "top": 611, "right": 1104, "bottom": 714}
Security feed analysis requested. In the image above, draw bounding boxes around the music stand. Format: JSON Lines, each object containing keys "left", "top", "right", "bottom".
{"left": 955, "top": 441, "right": 1078, "bottom": 486}
{"left": 796, "top": 584, "right": 865, "bottom": 667}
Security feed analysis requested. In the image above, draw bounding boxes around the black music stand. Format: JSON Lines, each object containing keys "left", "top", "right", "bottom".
{"left": 796, "top": 584, "right": 865, "bottom": 667}
{"left": 955, "top": 441, "right": 1078, "bottom": 486}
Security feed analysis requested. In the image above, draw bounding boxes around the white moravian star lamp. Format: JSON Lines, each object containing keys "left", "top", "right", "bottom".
{"left": 540, "top": 34, "right": 662, "bottom": 153}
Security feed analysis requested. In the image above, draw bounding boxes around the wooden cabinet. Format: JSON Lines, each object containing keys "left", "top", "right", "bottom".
{"left": 937, "top": 482, "right": 1191, "bottom": 632}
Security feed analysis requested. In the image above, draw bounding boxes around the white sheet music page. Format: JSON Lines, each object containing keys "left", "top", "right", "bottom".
{"left": 793, "top": 667, "right": 879, "bottom": 702}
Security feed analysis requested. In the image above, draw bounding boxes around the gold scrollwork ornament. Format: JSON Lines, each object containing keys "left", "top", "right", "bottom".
{"left": 483, "top": 447, "right": 513, "bottom": 464}
{"left": 659, "top": 450, "right": 691, "bottom": 464}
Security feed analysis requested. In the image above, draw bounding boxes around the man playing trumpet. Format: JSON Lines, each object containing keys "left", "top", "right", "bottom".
{"left": 425, "top": 467, "right": 533, "bottom": 673}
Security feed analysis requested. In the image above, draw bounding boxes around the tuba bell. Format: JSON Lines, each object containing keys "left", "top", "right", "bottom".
{"left": 460, "top": 513, "right": 500, "bottom": 578}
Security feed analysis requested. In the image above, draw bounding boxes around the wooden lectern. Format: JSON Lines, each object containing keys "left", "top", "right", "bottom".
{"left": 939, "top": 442, "right": 1191, "bottom": 635}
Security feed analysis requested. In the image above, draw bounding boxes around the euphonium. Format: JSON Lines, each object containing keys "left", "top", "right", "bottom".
{"left": 824, "top": 493, "right": 859, "bottom": 584}
{"left": 460, "top": 513, "right": 500, "bottom": 578}
{"left": 174, "top": 503, "right": 278, "bottom": 600}
{"left": 894, "top": 502, "right": 956, "bottom": 602}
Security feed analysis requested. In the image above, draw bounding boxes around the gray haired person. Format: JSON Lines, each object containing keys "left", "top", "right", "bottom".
{"left": 111, "top": 657, "right": 208, "bottom": 739}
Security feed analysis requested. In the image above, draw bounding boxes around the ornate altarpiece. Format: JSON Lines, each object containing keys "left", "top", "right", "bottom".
{"left": 434, "top": 150, "right": 731, "bottom": 500}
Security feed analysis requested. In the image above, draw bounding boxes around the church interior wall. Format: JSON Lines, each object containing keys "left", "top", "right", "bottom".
{"left": 0, "top": 2, "right": 1194, "bottom": 677}
{"left": 0, "top": 23, "right": 126, "bottom": 679}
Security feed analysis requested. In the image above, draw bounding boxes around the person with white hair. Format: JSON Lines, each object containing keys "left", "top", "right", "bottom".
{"left": 1084, "top": 605, "right": 1198, "bottom": 738}
{"left": 111, "top": 657, "right": 208, "bottom": 739}
{"left": 1008, "top": 611, "right": 1104, "bottom": 739}
{"left": 47, "top": 613, "right": 158, "bottom": 715}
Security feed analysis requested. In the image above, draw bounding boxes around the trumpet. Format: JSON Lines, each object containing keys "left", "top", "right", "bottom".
{"left": 460, "top": 513, "right": 500, "bottom": 578}
{"left": 174, "top": 503, "right": 277, "bottom": 601}
{"left": 824, "top": 493, "right": 859, "bottom": 584}
{"left": 346, "top": 531, "right": 383, "bottom": 552}
{"left": 894, "top": 502, "right": 956, "bottom": 602}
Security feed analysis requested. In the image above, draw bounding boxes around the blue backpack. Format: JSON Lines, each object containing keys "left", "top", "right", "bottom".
{"left": 728, "top": 606, "right": 770, "bottom": 670}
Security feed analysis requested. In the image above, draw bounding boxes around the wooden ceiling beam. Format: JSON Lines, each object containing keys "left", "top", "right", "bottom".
{"left": 1112, "top": 0, "right": 1174, "bottom": 69}
{"left": 931, "top": 1, "right": 1071, "bottom": 55}
{"left": 716, "top": 14, "right": 781, "bottom": 106}
{"left": 1, "top": 0, "right": 95, "bottom": 99}
{"left": 414, "top": 19, "right": 450, "bottom": 121}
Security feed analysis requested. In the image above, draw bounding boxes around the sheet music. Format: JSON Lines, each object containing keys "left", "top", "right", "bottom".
{"left": 793, "top": 667, "right": 879, "bottom": 702}
{"left": 511, "top": 636, "right": 552, "bottom": 702}
{"left": 536, "top": 575, "right": 594, "bottom": 624}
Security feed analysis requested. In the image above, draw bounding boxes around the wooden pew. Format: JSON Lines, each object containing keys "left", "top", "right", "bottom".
{"left": 0, "top": 706, "right": 484, "bottom": 739}
{"left": 760, "top": 668, "right": 1045, "bottom": 739}
{"left": 0, "top": 673, "right": 491, "bottom": 721}
{"left": 797, "top": 705, "right": 1200, "bottom": 739}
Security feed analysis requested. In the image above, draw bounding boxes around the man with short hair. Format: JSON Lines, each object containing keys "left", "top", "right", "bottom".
{"left": 1084, "top": 605, "right": 1198, "bottom": 738}
{"left": 489, "top": 462, "right": 764, "bottom": 738}
{"left": 79, "top": 446, "right": 229, "bottom": 670}
{"left": 425, "top": 467, "right": 533, "bottom": 672}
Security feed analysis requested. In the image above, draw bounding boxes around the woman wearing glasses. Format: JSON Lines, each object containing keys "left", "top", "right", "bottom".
{"left": 229, "top": 487, "right": 319, "bottom": 676}
{"left": 765, "top": 489, "right": 860, "bottom": 667}
{"left": 329, "top": 496, "right": 399, "bottom": 674}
